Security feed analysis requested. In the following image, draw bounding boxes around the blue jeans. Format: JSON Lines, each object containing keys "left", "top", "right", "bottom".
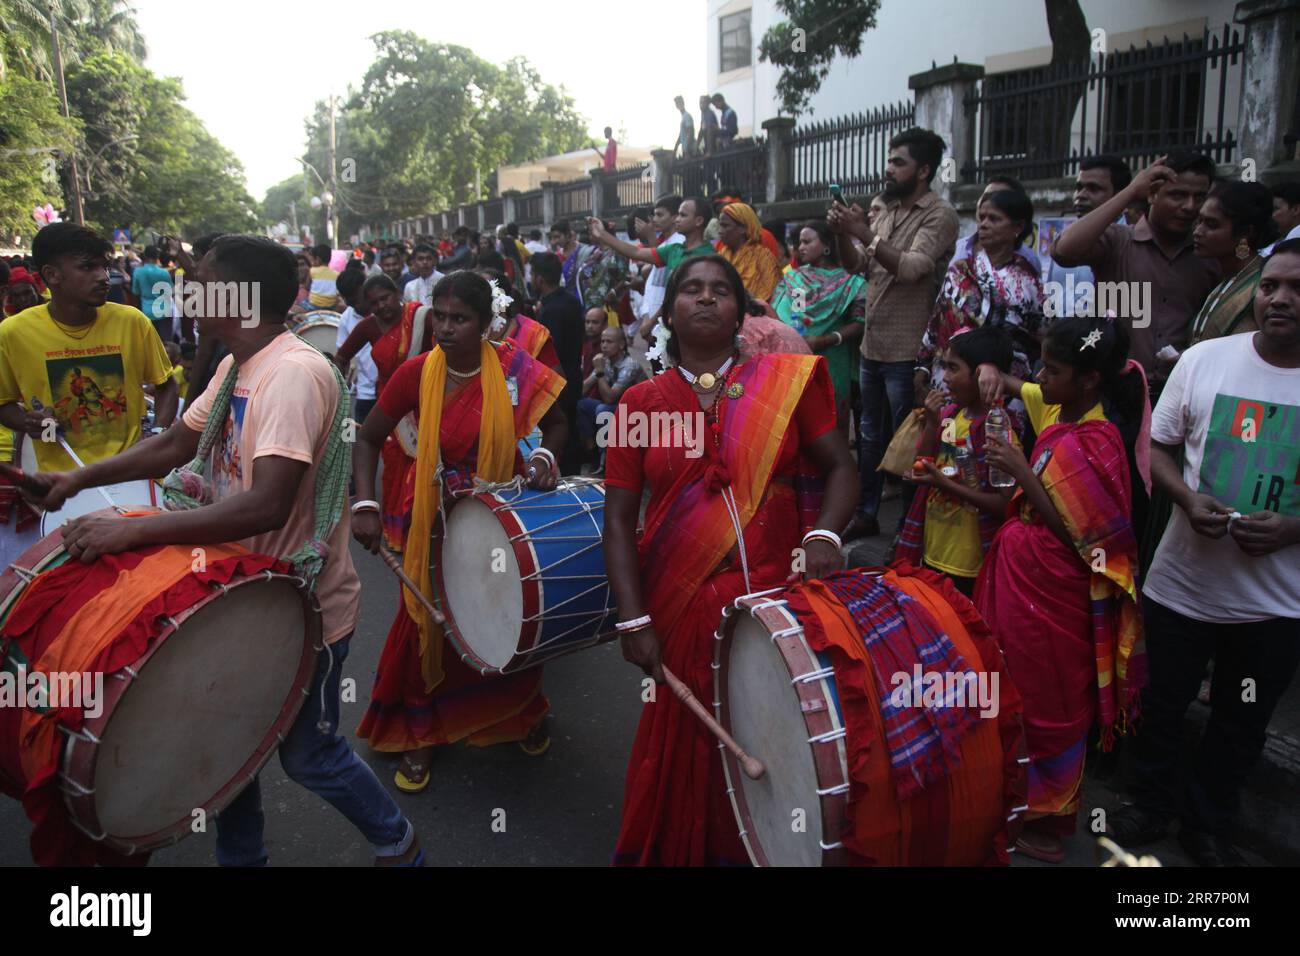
{"left": 856, "top": 359, "right": 916, "bottom": 520}
{"left": 577, "top": 396, "right": 616, "bottom": 444}
{"left": 215, "top": 634, "right": 411, "bottom": 866}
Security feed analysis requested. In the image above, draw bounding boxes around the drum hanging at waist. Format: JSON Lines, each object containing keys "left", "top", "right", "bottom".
{"left": 434, "top": 477, "right": 615, "bottom": 675}
{"left": 0, "top": 509, "right": 319, "bottom": 863}
{"left": 713, "top": 565, "right": 1026, "bottom": 867}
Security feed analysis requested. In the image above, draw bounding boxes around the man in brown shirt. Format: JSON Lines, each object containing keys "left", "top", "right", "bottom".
{"left": 1053, "top": 152, "right": 1220, "bottom": 393}
{"left": 830, "top": 127, "right": 959, "bottom": 539}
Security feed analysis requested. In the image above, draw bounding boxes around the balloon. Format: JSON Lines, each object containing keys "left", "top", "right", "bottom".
{"left": 329, "top": 250, "right": 348, "bottom": 272}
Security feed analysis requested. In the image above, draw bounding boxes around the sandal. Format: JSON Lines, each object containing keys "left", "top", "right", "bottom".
{"left": 394, "top": 748, "right": 434, "bottom": 793}
{"left": 1015, "top": 831, "right": 1066, "bottom": 864}
{"left": 518, "top": 723, "right": 551, "bottom": 757}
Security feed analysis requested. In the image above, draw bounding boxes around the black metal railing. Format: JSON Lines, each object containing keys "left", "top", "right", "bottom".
{"left": 515, "top": 190, "right": 543, "bottom": 225}
{"left": 964, "top": 23, "right": 1244, "bottom": 182}
{"left": 785, "top": 101, "right": 915, "bottom": 202}
{"left": 552, "top": 178, "right": 593, "bottom": 222}
{"left": 668, "top": 138, "right": 767, "bottom": 204}
{"left": 484, "top": 198, "right": 504, "bottom": 228}
{"left": 604, "top": 163, "right": 654, "bottom": 217}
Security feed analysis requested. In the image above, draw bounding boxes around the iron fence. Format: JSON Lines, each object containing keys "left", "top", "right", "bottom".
{"left": 515, "top": 190, "right": 543, "bottom": 225}
{"left": 667, "top": 138, "right": 767, "bottom": 204}
{"left": 964, "top": 23, "right": 1244, "bottom": 182}
{"left": 552, "top": 178, "right": 593, "bottom": 222}
{"left": 604, "top": 163, "right": 654, "bottom": 217}
{"left": 785, "top": 101, "right": 915, "bottom": 202}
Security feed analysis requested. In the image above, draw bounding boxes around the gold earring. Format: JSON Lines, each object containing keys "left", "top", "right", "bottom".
{"left": 1236, "top": 237, "right": 1251, "bottom": 260}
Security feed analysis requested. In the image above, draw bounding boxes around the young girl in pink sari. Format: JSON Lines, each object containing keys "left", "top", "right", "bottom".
{"left": 974, "top": 316, "right": 1150, "bottom": 862}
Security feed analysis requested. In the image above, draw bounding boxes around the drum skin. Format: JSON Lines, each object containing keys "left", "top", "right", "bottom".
{"left": 17, "top": 432, "right": 160, "bottom": 535}
{"left": 290, "top": 310, "right": 341, "bottom": 357}
{"left": 714, "top": 567, "right": 1026, "bottom": 867}
{"left": 434, "top": 480, "right": 616, "bottom": 674}
{"left": 0, "top": 511, "right": 319, "bottom": 857}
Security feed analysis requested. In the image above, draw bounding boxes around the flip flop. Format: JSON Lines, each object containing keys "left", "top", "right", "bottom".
{"left": 394, "top": 755, "right": 431, "bottom": 793}
{"left": 1015, "top": 835, "right": 1066, "bottom": 864}
{"left": 518, "top": 726, "right": 551, "bottom": 757}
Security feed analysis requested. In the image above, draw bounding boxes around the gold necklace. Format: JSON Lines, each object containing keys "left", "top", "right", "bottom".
{"left": 50, "top": 313, "right": 98, "bottom": 340}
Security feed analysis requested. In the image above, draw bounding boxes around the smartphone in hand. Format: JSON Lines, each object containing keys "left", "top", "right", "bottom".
{"left": 829, "top": 184, "right": 847, "bottom": 207}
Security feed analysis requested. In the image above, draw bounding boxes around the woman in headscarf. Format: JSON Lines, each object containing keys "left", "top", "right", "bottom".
{"left": 772, "top": 220, "right": 867, "bottom": 430}
{"left": 714, "top": 201, "right": 784, "bottom": 303}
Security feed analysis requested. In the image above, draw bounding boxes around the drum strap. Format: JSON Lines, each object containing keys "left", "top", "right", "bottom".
{"left": 407, "top": 306, "right": 432, "bottom": 361}
{"left": 159, "top": 341, "right": 352, "bottom": 594}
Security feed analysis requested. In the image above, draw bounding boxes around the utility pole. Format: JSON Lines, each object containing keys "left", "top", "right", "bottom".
{"left": 326, "top": 95, "right": 338, "bottom": 246}
{"left": 49, "top": 4, "right": 85, "bottom": 225}
{"left": 289, "top": 199, "right": 298, "bottom": 235}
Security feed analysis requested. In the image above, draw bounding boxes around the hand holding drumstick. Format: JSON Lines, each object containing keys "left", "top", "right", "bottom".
{"left": 661, "top": 664, "right": 765, "bottom": 780}
{"left": 378, "top": 546, "right": 445, "bottom": 625}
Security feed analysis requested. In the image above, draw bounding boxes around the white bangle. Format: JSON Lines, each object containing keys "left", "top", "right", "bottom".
{"left": 803, "top": 529, "right": 843, "bottom": 550}
{"left": 616, "top": 614, "right": 653, "bottom": 632}
{"left": 351, "top": 499, "right": 381, "bottom": 515}
{"left": 529, "top": 447, "right": 557, "bottom": 472}
{"left": 831, "top": 331, "right": 843, "bottom": 346}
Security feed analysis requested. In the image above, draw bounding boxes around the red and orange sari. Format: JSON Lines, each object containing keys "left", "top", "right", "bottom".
{"left": 974, "top": 419, "right": 1146, "bottom": 832}
{"left": 605, "top": 352, "right": 835, "bottom": 866}
{"left": 357, "top": 340, "right": 565, "bottom": 750}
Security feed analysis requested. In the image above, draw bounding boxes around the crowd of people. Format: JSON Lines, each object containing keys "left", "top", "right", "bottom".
{"left": 0, "top": 124, "right": 1297, "bottom": 869}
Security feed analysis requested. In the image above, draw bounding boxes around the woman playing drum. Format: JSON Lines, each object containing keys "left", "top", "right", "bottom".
{"left": 335, "top": 275, "right": 435, "bottom": 551}
{"left": 604, "top": 255, "right": 859, "bottom": 866}
{"left": 351, "top": 271, "right": 568, "bottom": 793}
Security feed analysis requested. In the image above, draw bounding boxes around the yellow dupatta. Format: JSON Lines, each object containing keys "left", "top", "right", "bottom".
{"left": 404, "top": 339, "right": 517, "bottom": 691}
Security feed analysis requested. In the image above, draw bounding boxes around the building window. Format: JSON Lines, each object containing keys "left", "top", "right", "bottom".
{"left": 720, "top": 10, "right": 752, "bottom": 73}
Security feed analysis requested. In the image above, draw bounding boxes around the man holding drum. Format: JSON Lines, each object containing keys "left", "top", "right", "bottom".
{"left": 32, "top": 235, "right": 423, "bottom": 867}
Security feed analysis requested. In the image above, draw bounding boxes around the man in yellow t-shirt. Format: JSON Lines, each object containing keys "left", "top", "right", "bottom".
{"left": 0, "top": 223, "right": 176, "bottom": 471}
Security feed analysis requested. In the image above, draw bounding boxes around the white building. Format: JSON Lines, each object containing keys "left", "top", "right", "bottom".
{"left": 706, "top": 0, "right": 1241, "bottom": 136}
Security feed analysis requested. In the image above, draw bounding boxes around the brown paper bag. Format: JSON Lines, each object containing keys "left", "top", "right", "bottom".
{"left": 876, "top": 407, "right": 926, "bottom": 476}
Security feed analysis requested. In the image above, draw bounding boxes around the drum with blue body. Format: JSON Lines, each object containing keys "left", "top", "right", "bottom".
{"left": 434, "top": 477, "right": 614, "bottom": 674}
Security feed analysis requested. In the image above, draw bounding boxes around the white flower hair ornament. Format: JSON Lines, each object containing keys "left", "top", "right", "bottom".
{"left": 646, "top": 320, "right": 675, "bottom": 370}
{"left": 486, "top": 278, "right": 513, "bottom": 336}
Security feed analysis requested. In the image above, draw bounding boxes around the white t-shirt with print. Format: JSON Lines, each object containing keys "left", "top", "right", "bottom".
{"left": 1144, "top": 332, "right": 1300, "bottom": 623}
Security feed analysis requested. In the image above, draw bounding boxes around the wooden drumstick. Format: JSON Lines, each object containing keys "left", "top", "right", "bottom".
{"left": 378, "top": 546, "right": 445, "bottom": 625}
{"left": 661, "top": 664, "right": 765, "bottom": 780}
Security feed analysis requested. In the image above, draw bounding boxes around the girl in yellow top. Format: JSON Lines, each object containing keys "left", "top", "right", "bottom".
{"left": 896, "top": 326, "right": 1020, "bottom": 596}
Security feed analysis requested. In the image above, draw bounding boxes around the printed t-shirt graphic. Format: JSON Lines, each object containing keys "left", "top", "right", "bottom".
{"left": 1199, "top": 394, "right": 1299, "bottom": 515}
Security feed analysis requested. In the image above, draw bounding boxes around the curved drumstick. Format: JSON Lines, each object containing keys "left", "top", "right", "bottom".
{"left": 378, "top": 546, "right": 445, "bottom": 625}
{"left": 661, "top": 664, "right": 765, "bottom": 780}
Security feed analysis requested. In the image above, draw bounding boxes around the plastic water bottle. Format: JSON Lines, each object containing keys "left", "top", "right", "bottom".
{"left": 954, "top": 438, "right": 980, "bottom": 513}
{"left": 986, "top": 403, "right": 1015, "bottom": 488}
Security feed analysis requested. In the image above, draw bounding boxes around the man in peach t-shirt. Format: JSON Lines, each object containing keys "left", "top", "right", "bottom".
{"left": 36, "top": 235, "right": 422, "bottom": 866}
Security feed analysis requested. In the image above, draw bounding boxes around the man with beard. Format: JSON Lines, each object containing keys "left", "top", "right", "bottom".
{"left": 1105, "top": 240, "right": 1300, "bottom": 866}
{"left": 827, "top": 127, "right": 959, "bottom": 541}
{"left": 1040, "top": 155, "right": 1132, "bottom": 319}
{"left": 1051, "top": 151, "right": 1219, "bottom": 394}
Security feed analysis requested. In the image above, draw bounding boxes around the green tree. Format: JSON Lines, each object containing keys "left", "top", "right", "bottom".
{"left": 66, "top": 50, "right": 257, "bottom": 237}
{"left": 289, "top": 32, "right": 589, "bottom": 238}
{"left": 757, "top": 0, "right": 881, "bottom": 116}
{"left": 0, "top": 73, "right": 77, "bottom": 242}
{"left": 0, "top": 0, "right": 145, "bottom": 84}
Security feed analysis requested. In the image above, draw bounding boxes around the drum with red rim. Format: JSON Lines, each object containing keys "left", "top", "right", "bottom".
{"left": 713, "top": 568, "right": 1025, "bottom": 867}
{"left": 0, "top": 510, "right": 319, "bottom": 859}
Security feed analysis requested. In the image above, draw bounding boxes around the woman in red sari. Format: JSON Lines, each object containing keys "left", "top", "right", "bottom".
{"left": 975, "top": 316, "right": 1149, "bottom": 863}
{"left": 352, "top": 272, "right": 568, "bottom": 792}
{"left": 335, "top": 275, "right": 436, "bottom": 551}
{"left": 604, "top": 255, "right": 858, "bottom": 865}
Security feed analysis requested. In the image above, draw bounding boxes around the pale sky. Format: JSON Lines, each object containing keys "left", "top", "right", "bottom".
{"left": 134, "top": 0, "right": 709, "bottom": 199}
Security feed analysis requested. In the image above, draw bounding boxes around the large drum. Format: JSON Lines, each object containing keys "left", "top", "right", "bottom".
{"left": 290, "top": 309, "right": 342, "bottom": 357}
{"left": 0, "top": 511, "right": 318, "bottom": 860}
{"left": 714, "top": 567, "right": 1025, "bottom": 867}
{"left": 434, "top": 478, "right": 615, "bottom": 674}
